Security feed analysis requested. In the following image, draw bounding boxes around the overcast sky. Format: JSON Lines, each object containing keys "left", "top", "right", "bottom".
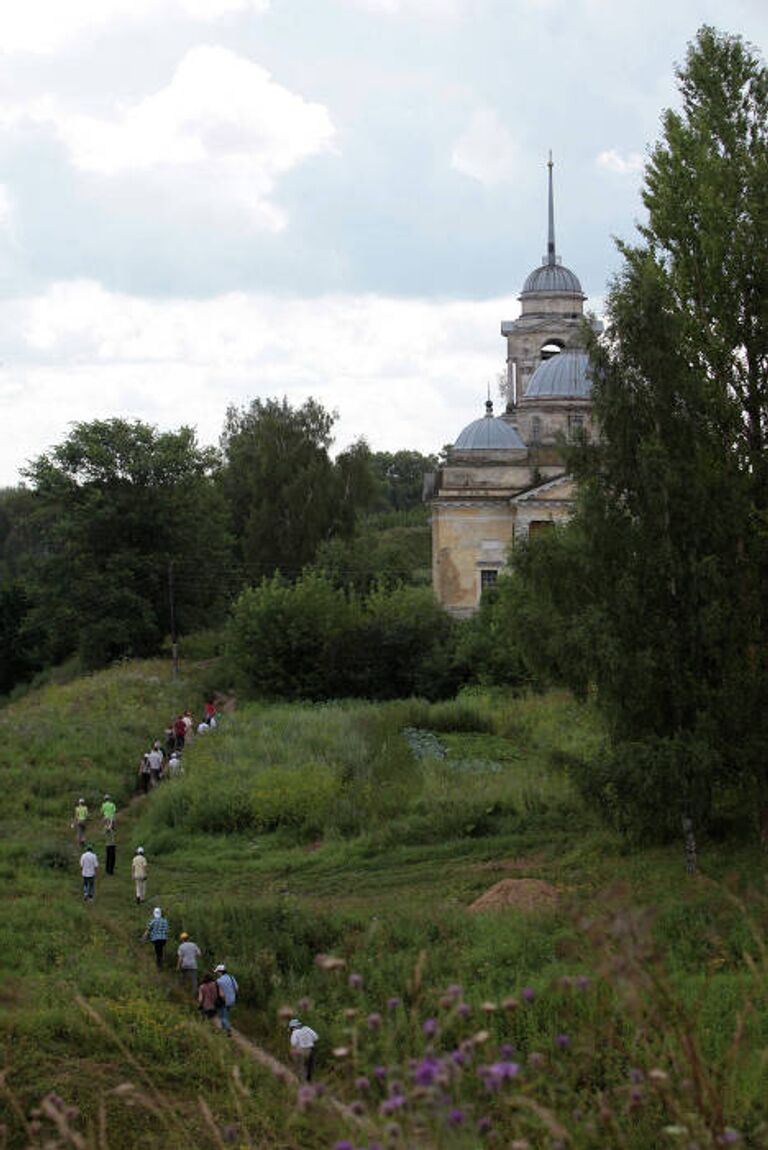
{"left": 0, "top": 0, "right": 766, "bottom": 485}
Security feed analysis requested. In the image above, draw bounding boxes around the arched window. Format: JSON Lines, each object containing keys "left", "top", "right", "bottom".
{"left": 539, "top": 340, "right": 564, "bottom": 361}
{"left": 531, "top": 416, "right": 542, "bottom": 443}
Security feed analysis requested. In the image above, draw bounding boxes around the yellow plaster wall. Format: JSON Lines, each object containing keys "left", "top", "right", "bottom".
{"left": 432, "top": 502, "right": 515, "bottom": 615}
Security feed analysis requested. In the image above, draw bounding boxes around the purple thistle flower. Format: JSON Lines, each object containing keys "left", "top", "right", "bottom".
{"left": 297, "top": 1085, "right": 315, "bottom": 1107}
{"left": 500, "top": 1043, "right": 515, "bottom": 1058}
{"left": 387, "top": 996, "right": 401, "bottom": 1011}
{"left": 629, "top": 1067, "right": 644, "bottom": 1084}
{"left": 333, "top": 1142, "right": 354, "bottom": 1150}
{"left": 448, "top": 1108, "right": 465, "bottom": 1126}
{"left": 374, "top": 1065, "right": 388, "bottom": 1080}
{"left": 350, "top": 1101, "right": 365, "bottom": 1116}
{"left": 555, "top": 1033, "right": 570, "bottom": 1050}
{"left": 355, "top": 1076, "right": 370, "bottom": 1093}
{"left": 488, "top": 1060, "right": 519, "bottom": 1082}
{"left": 446, "top": 983, "right": 463, "bottom": 998}
{"left": 477, "top": 1117, "right": 492, "bottom": 1135}
{"left": 451, "top": 1049, "right": 465, "bottom": 1065}
{"left": 719, "top": 1133, "right": 741, "bottom": 1146}
{"left": 380, "top": 1096, "right": 406, "bottom": 1115}
{"left": 521, "top": 986, "right": 535, "bottom": 1002}
{"left": 349, "top": 972, "right": 364, "bottom": 990}
{"left": 422, "top": 1017, "right": 439, "bottom": 1037}
{"left": 575, "top": 975, "right": 591, "bottom": 991}
{"left": 457, "top": 1002, "right": 471, "bottom": 1018}
{"left": 367, "top": 1012, "right": 382, "bottom": 1030}
{"left": 297, "top": 996, "right": 312, "bottom": 1011}
{"left": 413, "top": 1056, "right": 440, "bottom": 1086}
{"left": 528, "top": 1051, "right": 545, "bottom": 1068}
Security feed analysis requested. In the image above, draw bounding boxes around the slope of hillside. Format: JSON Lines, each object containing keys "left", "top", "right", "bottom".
{"left": 1, "top": 663, "right": 767, "bottom": 1149}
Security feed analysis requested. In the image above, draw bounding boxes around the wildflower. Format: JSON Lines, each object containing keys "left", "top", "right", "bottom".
{"left": 222, "top": 1127, "right": 239, "bottom": 1144}
{"left": 477, "top": 1116, "right": 492, "bottom": 1135}
{"left": 451, "top": 1049, "right": 465, "bottom": 1065}
{"left": 481, "top": 1000, "right": 497, "bottom": 1013}
{"left": 355, "top": 1076, "right": 371, "bottom": 1092}
{"left": 500, "top": 1043, "right": 515, "bottom": 1058}
{"left": 387, "top": 996, "right": 401, "bottom": 1010}
{"left": 344, "top": 1008, "right": 358, "bottom": 1020}
{"left": 297, "top": 1085, "right": 315, "bottom": 1108}
{"left": 334, "top": 1141, "right": 354, "bottom": 1150}
{"left": 349, "top": 973, "right": 364, "bottom": 990}
{"left": 471, "top": 1029, "right": 490, "bottom": 1045}
{"left": 457, "top": 1002, "right": 472, "bottom": 1018}
{"left": 629, "top": 1067, "right": 644, "bottom": 1084}
{"left": 413, "top": 1056, "right": 440, "bottom": 1086}
{"left": 350, "top": 1101, "right": 366, "bottom": 1116}
{"left": 555, "top": 1033, "right": 570, "bottom": 1050}
{"left": 422, "top": 1018, "right": 439, "bottom": 1037}
{"left": 501, "top": 996, "right": 519, "bottom": 1011}
{"left": 380, "top": 1096, "right": 406, "bottom": 1116}
{"left": 367, "top": 1012, "right": 382, "bottom": 1029}
{"left": 559, "top": 975, "right": 573, "bottom": 989}
{"left": 575, "top": 975, "right": 591, "bottom": 991}
{"left": 719, "top": 1132, "right": 741, "bottom": 1146}
{"left": 374, "top": 1065, "right": 388, "bottom": 1081}
{"left": 277, "top": 1004, "right": 295, "bottom": 1020}
{"left": 649, "top": 1068, "right": 669, "bottom": 1083}
{"left": 521, "top": 987, "right": 535, "bottom": 1003}
{"left": 489, "top": 1060, "right": 519, "bottom": 1081}
{"left": 448, "top": 1108, "right": 465, "bottom": 1126}
{"left": 333, "top": 1046, "right": 350, "bottom": 1059}
{"left": 446, "top": 983, "right": 463, "bottom": 998}
{"left": 298, "top": 996, "right": 312, "bottom": 1011}
{"left": 528, "top": 1052, "right": 545, "bottom": 1068}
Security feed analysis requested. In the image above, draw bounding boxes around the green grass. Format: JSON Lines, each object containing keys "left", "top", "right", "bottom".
{"left": 2, "top": 663, "right": 768, "bottom": 1147}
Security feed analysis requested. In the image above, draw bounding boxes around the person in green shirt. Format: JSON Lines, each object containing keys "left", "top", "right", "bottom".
{"left": 73, "top": 799, "right": 88, "bottom": 847}
{"left": 101, "top": 795, "right": 117, "bottom": 830}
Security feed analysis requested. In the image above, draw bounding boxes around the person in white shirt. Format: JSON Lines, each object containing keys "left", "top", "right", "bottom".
{"left": 289, "top": 1018, "right": 319, "bottom": 1081}
{"left": 79, "top": 845, "right": 99, "bottom": 900}
{"left": 176, "top": 932, "right": 202, "bottom": 996}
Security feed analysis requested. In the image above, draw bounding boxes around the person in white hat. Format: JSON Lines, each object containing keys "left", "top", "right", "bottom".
{"left": 214, "top": 964, "right": 238, "bottom": 1035}
{"left": 131, "top": 846, "right": 148, "bottom": 904}
{"left": 289, "top": 1018, "right": 319, "bottom": 1081}
{"left": 142, "top": 907, "right": 169, "bottom": 969}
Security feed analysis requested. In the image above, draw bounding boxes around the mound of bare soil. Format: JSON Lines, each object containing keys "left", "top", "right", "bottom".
{"left": 467, "top": 878, "right": 560, "bottom": 914}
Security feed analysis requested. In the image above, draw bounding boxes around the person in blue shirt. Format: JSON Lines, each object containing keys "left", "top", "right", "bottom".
{"left": 214, "top": 963, "right": 238, "bottom": 1035}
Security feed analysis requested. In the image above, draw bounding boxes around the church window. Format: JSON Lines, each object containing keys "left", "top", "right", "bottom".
{"left": 531, "top": 416, "right": 542, "bottom": 442}
{"left": 540, "top": 340, "right": 563, "bottom": 361}
{"left": 529, "top": 520, "right": 553, "bottom": 537}
{"left": 480, "top": 569, "right": 498, "bottom": 591}
{"left": 568, "top": 413, "right": 585, "bottom": 438}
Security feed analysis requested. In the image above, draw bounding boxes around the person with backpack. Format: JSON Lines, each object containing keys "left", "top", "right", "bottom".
{"left": 213, "top": 963, "right": 238, "bottom": 1035}
{"left": 197, "top": 973, "right": 218, "bottom": 1021}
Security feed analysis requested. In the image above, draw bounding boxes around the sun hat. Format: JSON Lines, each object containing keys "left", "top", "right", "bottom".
{"left": 136, "top": 846, "right": 144, "bottom": 854}
{"left": 179, "top": 932, "right": 189, "bottom": 941}
{"left": 153, "top": 907, "right": 162, "bottom": 918}
{"left": 214, "top": 963, "right": 226, "bottom": 973}
{"left": 288, "top": 1019, "right": 301, "bottom": 1029}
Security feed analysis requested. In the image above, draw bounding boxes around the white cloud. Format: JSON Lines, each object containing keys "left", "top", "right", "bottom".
{"left": 1, "top": 47, "right": 336, "bottom": 231}
{"left": 0, "top": 279, "right": 521, "bottom": 484}
{"left": 0, "top": 185, "right": 14, "bottom": 232}
{"left": 342, "top": 0, "right": 461, "bottom": 15}
{"left": 451, "top": 107, "right": 521, "bottom": 188}
{"left": 0, "top": 0, "right": 270, "bottom": 55}
{"left": 596, "top": 149, "right": 645, "bottom": 176}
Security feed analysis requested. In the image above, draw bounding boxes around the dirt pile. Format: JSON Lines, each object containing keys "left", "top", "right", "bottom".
{"left": 467, "top": 878, "right": 560, "bottom": 914}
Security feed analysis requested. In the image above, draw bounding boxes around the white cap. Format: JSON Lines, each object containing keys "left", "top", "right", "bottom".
{"left": 288, "top": 1018, "right": 301, "bottom": 1029}
{"left": 153, "top": 907, "right": 162, "bottom": 918}
{"left": 214, "top": 963, "right": 226, "bottom": 973}
{"left": 136, "top": 846, "right": 144, "bottom": 854}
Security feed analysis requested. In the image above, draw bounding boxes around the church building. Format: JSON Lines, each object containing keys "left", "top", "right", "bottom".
{"left": 429, "top": 157, "right": 602, "bottom": 616}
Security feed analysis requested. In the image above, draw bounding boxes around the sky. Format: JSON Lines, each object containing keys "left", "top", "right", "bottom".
{"left": 0, "top": 0, "right": 766, "bottom": 486}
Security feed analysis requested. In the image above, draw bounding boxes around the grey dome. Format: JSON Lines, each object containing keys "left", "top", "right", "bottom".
{"left": 521, "top": 262, "right": 583, "bottom": 296}
{"left": 524, "top": 351, "right": 592, "bottom": 399}
{"left": 454, "top": 401, "right": 525, "bottom": 450}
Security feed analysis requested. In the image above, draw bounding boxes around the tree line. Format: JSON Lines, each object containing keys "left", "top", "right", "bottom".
{"left": 0, "top": 398, "right": 438, "bottom": 693}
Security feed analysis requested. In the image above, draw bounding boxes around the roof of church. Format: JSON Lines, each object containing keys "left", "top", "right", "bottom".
{"left": 520, "top": 153, "right": 585, "bottom": 299}
{"left": 522, "top": 262, "right": 583, "bottom": 295}
{"left": 454, "top": 399, "right": 526, "bottom": 450}
{"left": 524, "top": 350, "right": 592, "bottom": 399}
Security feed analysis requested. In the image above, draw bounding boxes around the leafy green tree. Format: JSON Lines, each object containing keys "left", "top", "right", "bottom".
{"left": 368, "top": 450, "right": 438, "bottom": 513}
{"left": 23, "top": 419, "right": 233, "bottom": 668}
{"left": 221, "top": 397, "right": 376, "bottom": 582}
{"left": 551, "top": 27, "right": 768, "bottom": 842}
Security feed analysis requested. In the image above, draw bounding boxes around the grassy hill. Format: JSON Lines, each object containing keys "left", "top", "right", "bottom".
{"left": 1, "top": 662, "right": 767, "bottom": 1148}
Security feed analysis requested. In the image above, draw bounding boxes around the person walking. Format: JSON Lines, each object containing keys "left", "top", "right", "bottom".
{"left": 73, "top": 798, "right": 89, "bottom": 847}
{"left": 143, "top": 907, "right": 170, "bottom": 969}
{"left": 138, "top": 754, "right": 152, "bottom": 794}
{"left": 197, "top": 973, "right": 218, "bottom": 1021}
{"left": 214, "top": 963, "right": 238, "bottom": 1035}
{"left": 289, "top": 1019, "right": 319, "bottom": 1081}
{"left": 176, "top": 932, "right": 202, "bottom": 996}
{"left": 104, "top": 824, "right": 117, "bottom": 875}
{"left": 131, "top": 846, "right": 148, "bottom": 904}
{"left": 101, "top": 794, "right": 117, "bottom": 830}
{"left": 147, "top": 745, "right": 164, "bottom": 788}
{"left": 79, "top": 843, "right": 99, "bottom": 900}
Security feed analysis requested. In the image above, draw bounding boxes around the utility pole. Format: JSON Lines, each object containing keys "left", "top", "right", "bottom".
{"left": 168, "top": 560, "right": 179, "bottom": 678}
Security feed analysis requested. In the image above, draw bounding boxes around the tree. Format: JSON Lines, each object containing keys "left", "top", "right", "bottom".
{"left": 23, "top": 419, "right": 233, "bottom": 668}
{"left": 221, "top": 397, "right": 376, "bottom": 582}
{"left": 558, "top": 27, "right": 768, "bottom": 843}
{"left": 368, "top": 450, "right": 438, "bottom": 513}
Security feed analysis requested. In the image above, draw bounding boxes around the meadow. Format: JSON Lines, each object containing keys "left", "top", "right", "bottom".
{"left": 1, "top": 660, "right": 767, "bottom": 1148}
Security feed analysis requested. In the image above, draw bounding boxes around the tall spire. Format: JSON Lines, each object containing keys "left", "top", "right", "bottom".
{"left": 546, "top": 150, "right": 556, "bottom": 266}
